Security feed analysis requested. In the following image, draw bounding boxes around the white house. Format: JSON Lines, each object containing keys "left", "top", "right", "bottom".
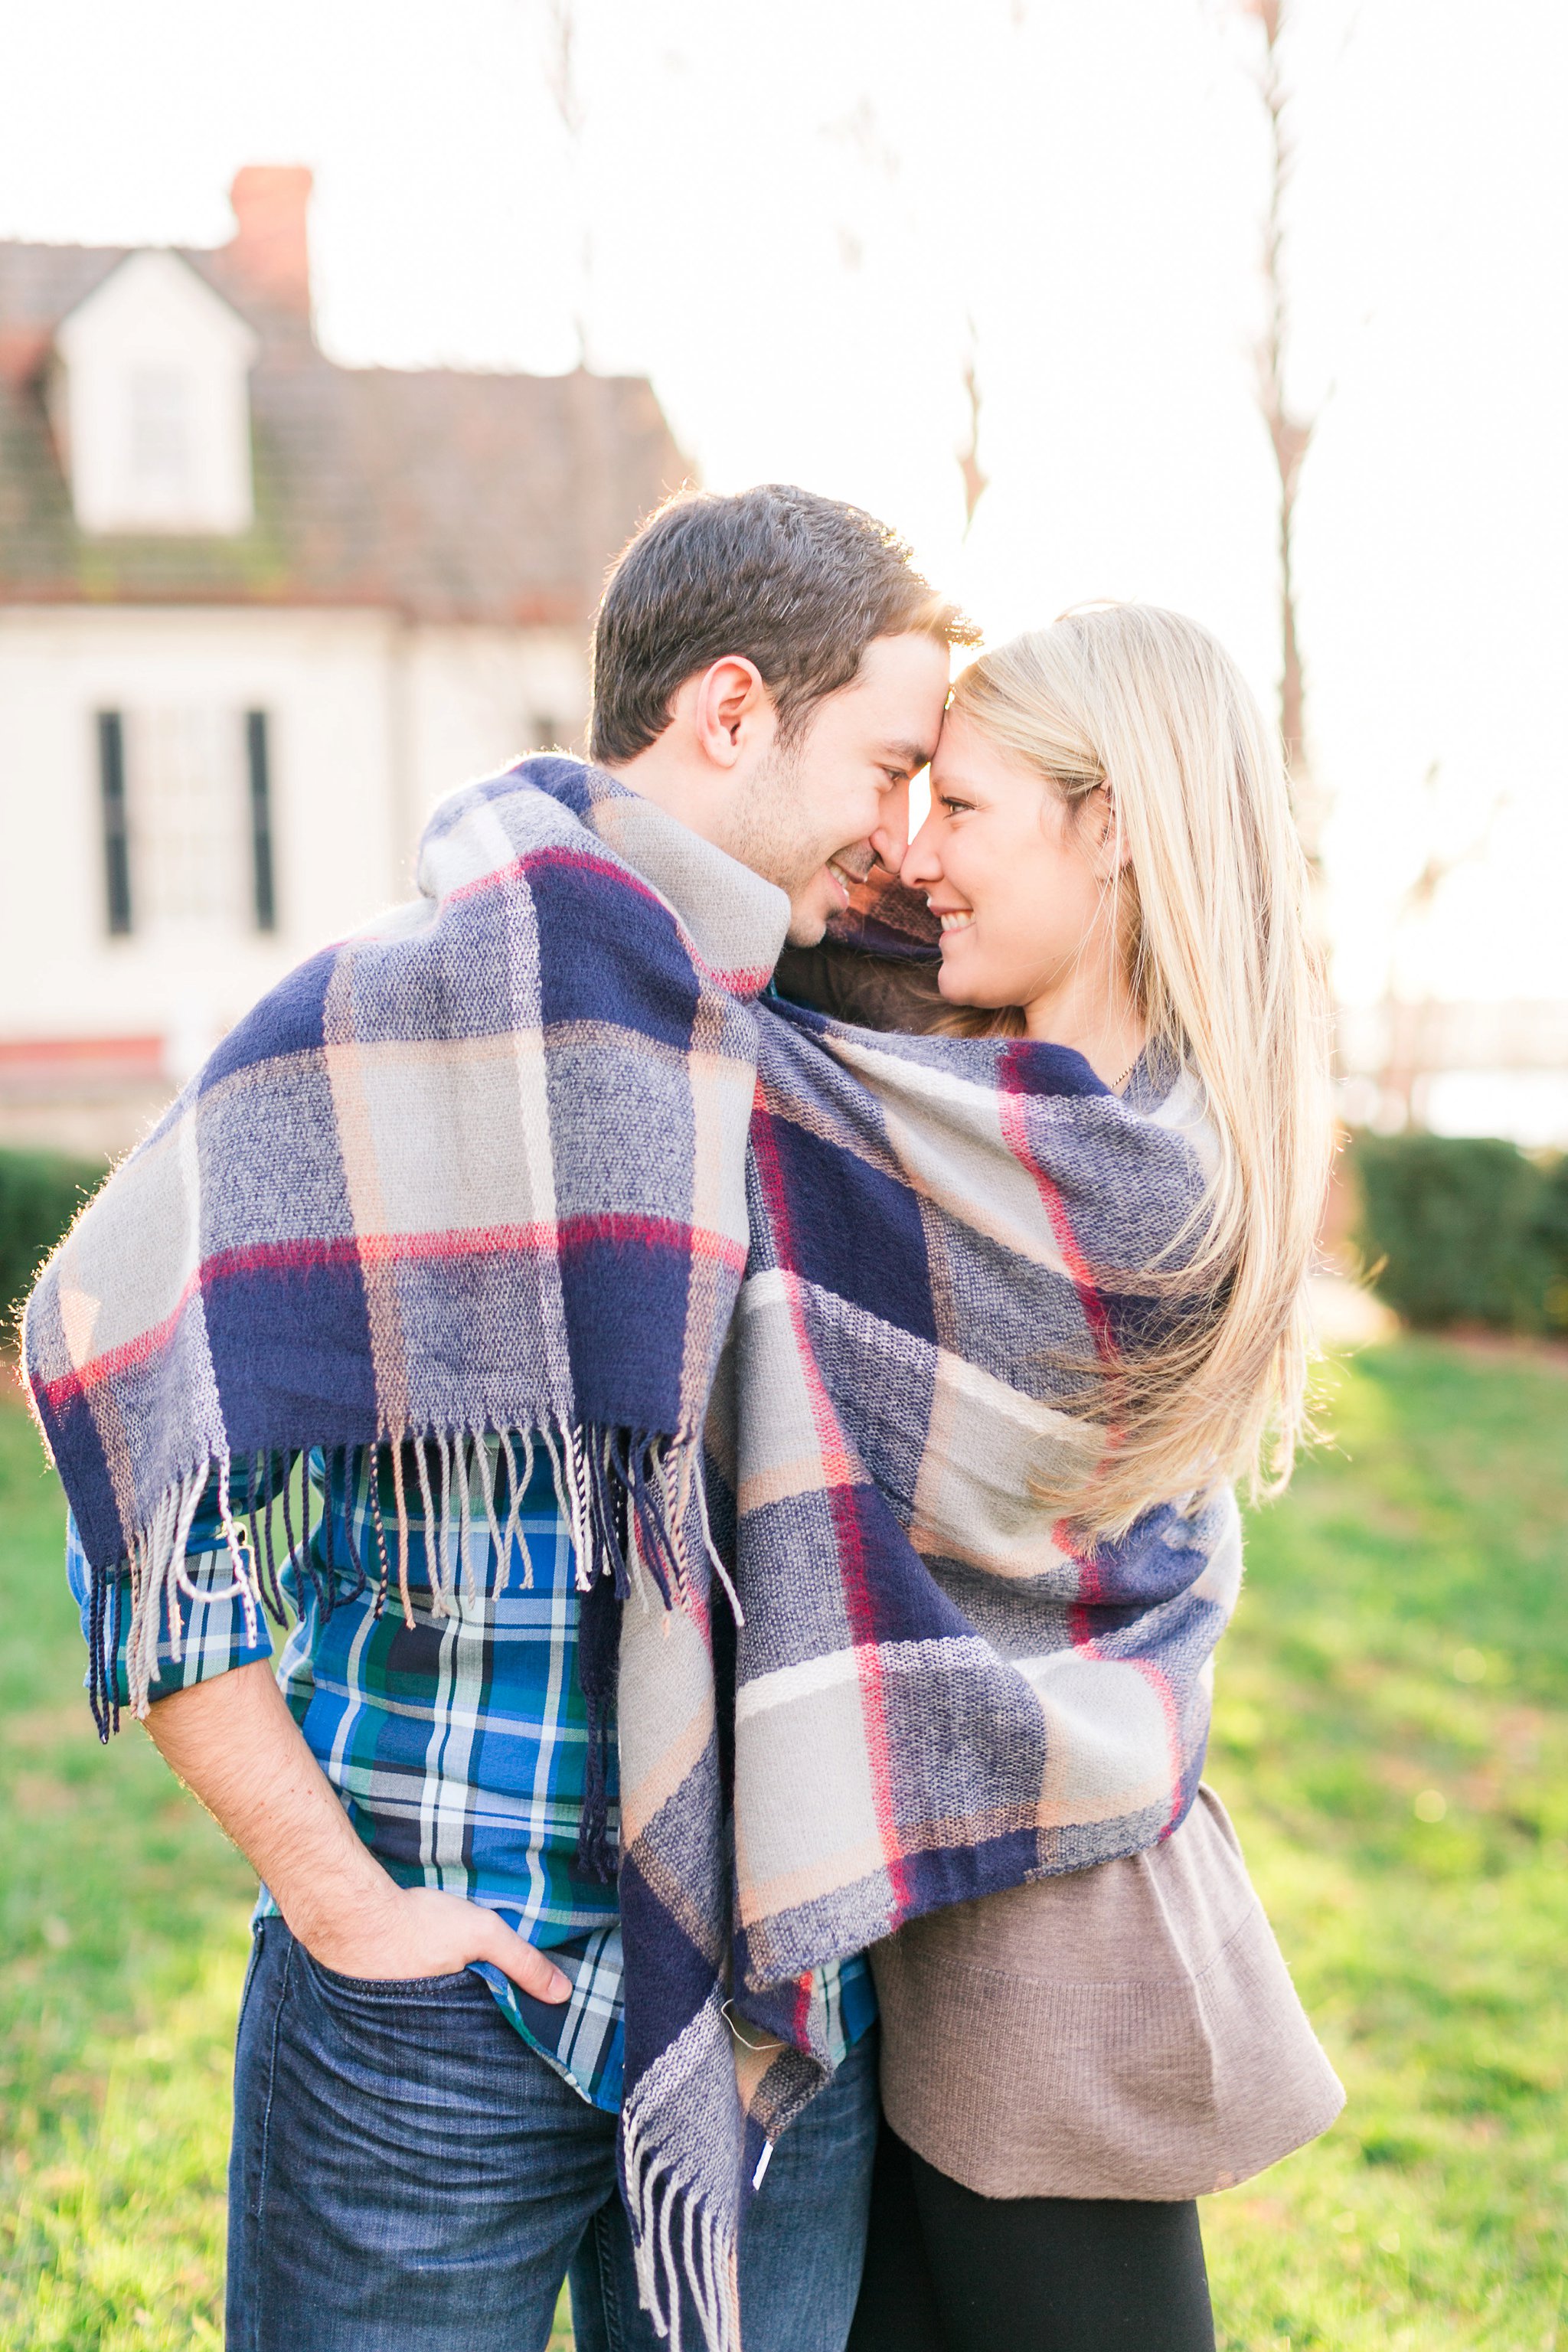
{"left": 0, "top": 167, "right": 688, "bottom": 1155}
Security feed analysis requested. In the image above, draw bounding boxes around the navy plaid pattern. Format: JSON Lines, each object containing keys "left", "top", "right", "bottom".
{"left": 67, "top": 1442, "right": 872, "bottom": 2113}
{"left": 31, "top": 760, "right": 1236, "bottom": 2349}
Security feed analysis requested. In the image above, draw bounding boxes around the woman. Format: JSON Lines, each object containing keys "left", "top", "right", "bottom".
{"left": 808, "top": 604, "right": 1345, "bottom": 2351}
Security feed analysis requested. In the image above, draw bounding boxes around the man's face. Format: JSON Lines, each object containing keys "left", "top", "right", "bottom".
{"left": 724, "top": 633, "right": 952, "bottom": 946}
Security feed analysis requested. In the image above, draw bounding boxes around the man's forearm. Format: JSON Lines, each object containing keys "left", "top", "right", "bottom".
{"left": 145, "top": 1661, "right": 569, "bottom": 1998}
{"left": 145, "top": 1660, "right": 390, "bottom": 1946}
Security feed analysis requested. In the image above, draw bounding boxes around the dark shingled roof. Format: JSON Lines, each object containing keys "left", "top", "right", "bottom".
{"left": 0, "top": 235, "right": 690, "bottom": 623}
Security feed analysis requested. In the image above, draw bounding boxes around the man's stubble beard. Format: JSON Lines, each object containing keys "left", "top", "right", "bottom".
{"left": 721, "top": 739, "right": 877, "bottom": 948}
{"left": 720, "top": 737, "right": 815, "bottom": 900}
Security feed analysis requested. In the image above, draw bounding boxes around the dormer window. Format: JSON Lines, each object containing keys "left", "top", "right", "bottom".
{"left": 52, "top": 250, "right": 258, "bottom": 536}
{"left": 129, "top": 368, "right": 193, "bottom": 501}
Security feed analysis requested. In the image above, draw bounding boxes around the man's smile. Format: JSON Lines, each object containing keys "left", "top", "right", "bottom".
{"left": 825, "top": 853, "right": 874, "bottom": 903}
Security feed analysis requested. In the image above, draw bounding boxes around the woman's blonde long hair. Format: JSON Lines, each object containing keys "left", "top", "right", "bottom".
{"left": 947, "top": 604, "right": 1333, "bottom": 1534}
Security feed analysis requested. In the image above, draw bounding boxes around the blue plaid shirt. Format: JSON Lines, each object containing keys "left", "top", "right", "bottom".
{"left": 68, "top": 1444, "right": 873, "bottom": 2112}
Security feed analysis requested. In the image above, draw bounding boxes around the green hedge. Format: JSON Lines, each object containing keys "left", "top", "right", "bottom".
{"left": 1351, "top": 1131, "right": 1568, "bottom": 1334}
{"left": 0, "top": 1149, "right": 105, "bottom": 1331}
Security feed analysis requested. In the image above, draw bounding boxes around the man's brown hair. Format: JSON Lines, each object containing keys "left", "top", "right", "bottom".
{"left": 588, "top": 484, "right": 977, "bottom": 765}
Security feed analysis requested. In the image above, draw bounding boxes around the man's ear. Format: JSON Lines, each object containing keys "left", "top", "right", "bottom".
{"left": 691, "top": 657, "right": 773, "bottom": 770}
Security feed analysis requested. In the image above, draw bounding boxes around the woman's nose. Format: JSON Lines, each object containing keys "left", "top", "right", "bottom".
{"left": 900, "top": 811, "right": 943, "bottom": 892}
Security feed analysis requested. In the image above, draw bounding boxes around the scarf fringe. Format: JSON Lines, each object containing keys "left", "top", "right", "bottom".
{"left": 87, "top": 1420, "right": 714, "bottom": 1863}
{"left": 92, "top": 1459, "right": 266, "bottom": 1730}
{"left": 621, "top": 2088, "right": 742, "bottom": 2352}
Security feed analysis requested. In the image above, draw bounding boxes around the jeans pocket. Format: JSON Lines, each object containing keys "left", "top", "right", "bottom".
{"left": 297, "top": 1942, "right": 495, "bottom": 2009}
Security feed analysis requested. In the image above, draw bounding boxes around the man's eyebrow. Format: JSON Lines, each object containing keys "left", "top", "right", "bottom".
{"left": 881, "top": 740, "right": 938, "bottom": 773}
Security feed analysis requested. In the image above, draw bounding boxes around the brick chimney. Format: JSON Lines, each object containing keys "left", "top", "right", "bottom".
{"left": 226, "top": 166, "right": 313, "bottom": 315}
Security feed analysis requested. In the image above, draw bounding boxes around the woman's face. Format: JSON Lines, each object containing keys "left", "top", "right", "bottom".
{"left": 901, "top": 707, "right": 1112, "bottom": 1011}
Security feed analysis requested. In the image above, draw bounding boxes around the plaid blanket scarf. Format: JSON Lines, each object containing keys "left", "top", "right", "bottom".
{"left": 24, "top": 757, "right": 1241, "bottom": 2352}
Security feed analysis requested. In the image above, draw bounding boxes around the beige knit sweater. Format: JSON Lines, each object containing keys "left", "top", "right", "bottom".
{"left": 871, "top": 1786, "right": 1344, "bottom": 2201}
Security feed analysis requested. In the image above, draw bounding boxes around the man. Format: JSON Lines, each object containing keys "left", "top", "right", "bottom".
{"left": 55, "top": 486, "right": 966, "bottom": 2352}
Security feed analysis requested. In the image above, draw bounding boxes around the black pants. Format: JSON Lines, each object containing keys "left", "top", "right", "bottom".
{"left": 847, "top": 2120, "right": 1216, "bottom": 2352}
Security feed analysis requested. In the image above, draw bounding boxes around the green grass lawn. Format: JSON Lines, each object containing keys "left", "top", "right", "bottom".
{"left": 0, "top": 1339, "right": 1563, "bottom": 2349}
{"left": 1200, "top": 1339, "right": 1568, "bottom": 2350}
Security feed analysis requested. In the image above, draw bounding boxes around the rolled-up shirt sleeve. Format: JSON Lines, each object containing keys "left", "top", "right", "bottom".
{"left": 67, "top": 1468, "right": 274, "bottom": 1714}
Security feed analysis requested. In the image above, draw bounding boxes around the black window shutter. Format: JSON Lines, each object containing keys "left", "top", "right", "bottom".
{"left": 97, "top": 711, "right": 132, "bottom": 935}
{"left": 246, "top": 710, "right": 277, "bottom": 933}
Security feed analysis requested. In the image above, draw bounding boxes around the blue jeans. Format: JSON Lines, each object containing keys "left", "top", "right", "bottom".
{"left": 227, "top": 1918, "right": 878, "bottom": 2352}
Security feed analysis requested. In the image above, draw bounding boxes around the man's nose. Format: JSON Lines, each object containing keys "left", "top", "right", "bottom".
{"left": 870, "top": 777, "right": 910, "bottom": 874}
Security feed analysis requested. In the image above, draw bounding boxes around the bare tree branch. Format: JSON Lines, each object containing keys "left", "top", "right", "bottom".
{"left": 823, "top": 96, "right": 904, "bottom": 296}
{"left": 544, "top": 0, "right": 583, "bottom": 139}
{"left": 824, "top": 95, "right": 903, "bottom": 182}
{"left": 1238, "top": 0, "right": 1324, "bottom": 868}
{"left": 543, "top": 0, "right": 590, "bottom": 366}
{"left": 958, "top": 338, "right": 989, "bottom": 537}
